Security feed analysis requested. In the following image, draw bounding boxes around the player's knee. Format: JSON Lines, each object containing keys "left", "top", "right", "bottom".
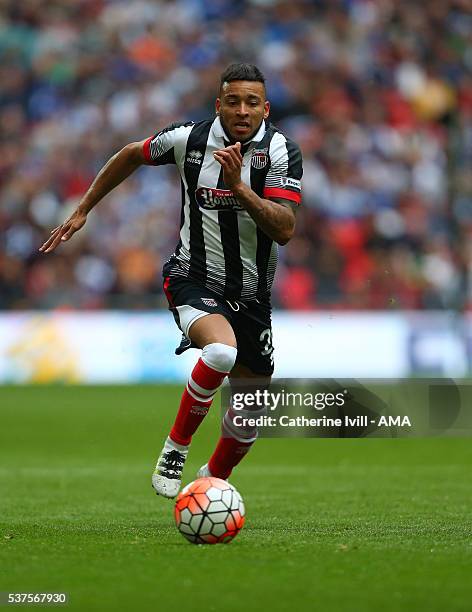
{"left": 202, "top": 342, "right": 238, "bottom": 373}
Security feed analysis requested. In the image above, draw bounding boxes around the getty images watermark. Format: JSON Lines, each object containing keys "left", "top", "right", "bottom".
{"left": 220, "top": 379, "right": 472, "bottom": 438}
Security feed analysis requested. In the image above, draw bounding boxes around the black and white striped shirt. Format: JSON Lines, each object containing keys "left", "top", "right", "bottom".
{"left": 143, "top": 116, "right": 303, "bottom": 301}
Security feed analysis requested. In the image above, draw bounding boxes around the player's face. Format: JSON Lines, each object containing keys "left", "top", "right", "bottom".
{"left": 216, "top": 81, "right": 270, "bottom": 142}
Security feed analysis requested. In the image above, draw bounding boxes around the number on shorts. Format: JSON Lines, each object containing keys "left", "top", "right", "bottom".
{"left": 260, "top": 328, "right": 274, "bottom": 363}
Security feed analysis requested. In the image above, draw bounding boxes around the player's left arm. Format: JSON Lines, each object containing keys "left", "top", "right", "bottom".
{"left": 229, "top": 180, "right": 297, "bottom": 245}
{"left": 214, "top": 141, "right": 301, "bottom": 245}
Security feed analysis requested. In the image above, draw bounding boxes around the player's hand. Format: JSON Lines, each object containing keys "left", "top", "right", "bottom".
{"left": 39, "top": 208, "right": 88, "bottom": 253}
{"left": 213, "top": 142, "right": 243, "bottom": 190}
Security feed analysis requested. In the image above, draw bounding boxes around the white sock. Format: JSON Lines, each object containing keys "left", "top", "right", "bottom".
{"left": 164, "top": 436, "right": 189, "bottom": 454}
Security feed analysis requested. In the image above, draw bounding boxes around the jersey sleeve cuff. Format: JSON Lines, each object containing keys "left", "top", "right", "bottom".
{"left": 143, "top": 137, "right": 154, "bottom": 164}
{"left": 263, "top": 187, "right": 301, "bottom": 205}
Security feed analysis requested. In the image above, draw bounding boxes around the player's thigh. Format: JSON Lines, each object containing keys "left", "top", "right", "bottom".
{"left": 231, "top": 302, "right": 274, "bottom": 377}
{"left": 163, "top": 275, "right": 236, "bottom": 348}
{"left": 189, "top": 314, "right": 237, "bottom": 349}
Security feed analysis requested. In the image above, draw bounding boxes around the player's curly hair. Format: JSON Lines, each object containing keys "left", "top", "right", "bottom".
{"left": 219, "top": 63, "right": 266, "bottom": 91}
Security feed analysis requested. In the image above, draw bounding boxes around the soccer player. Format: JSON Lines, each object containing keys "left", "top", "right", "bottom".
{"left": 39, "top": 63, "right": 303, "bottom": 498}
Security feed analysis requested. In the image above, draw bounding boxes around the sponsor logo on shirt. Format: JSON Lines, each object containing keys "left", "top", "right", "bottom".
{"left": 280, "top": 176, "right": 301, "bottom": 190}
{"left": 195, "top": 187, "right": 244, "bottom": 211}
{"left": 251, "top": 147, "right": 269, "bottom": 169}
{"left": 186, "top": 150, "right": 203, "bottom": 165}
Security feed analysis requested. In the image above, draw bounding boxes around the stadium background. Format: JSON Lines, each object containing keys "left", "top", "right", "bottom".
{"left": 1, "top": 3, "right": 471, "bottom": 611}
{"left": 1, "top": 0, "right": 471, "bottom": 381}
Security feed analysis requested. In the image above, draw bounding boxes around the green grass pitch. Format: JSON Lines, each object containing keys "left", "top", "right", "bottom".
{"left": 1, "top": 385, "right": 471, "bottom": 611}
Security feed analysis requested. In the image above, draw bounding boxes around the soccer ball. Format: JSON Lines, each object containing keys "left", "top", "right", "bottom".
{"left": 174, "top": 477, "right": 245, "bottom": 544}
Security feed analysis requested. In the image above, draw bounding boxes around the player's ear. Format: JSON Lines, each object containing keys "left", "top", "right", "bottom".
{"left": 264, "top": 100, "right": 270, "bottom": 119}
{"left": 215, "top": 98, "right": 221, "bottom": 115}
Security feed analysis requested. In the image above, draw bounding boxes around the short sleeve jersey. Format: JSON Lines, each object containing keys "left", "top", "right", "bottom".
{"left": 143, "top": 116, "right": 303, "bottom": 301}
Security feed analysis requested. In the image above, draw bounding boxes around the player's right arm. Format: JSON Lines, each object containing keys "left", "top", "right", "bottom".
{"left": 39, "top": 140, "right": 148, "bottom": 253}
{"left": 40, "top": 121, "right": 192, "bottom": 253}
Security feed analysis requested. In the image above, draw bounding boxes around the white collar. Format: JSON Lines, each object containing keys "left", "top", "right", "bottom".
{"left": 211, "top": 115, "right": 266, "bottom": 144}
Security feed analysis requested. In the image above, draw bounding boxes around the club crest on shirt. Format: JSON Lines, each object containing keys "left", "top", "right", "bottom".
{"left": 195, "top": 187, "right": 243, "bottom": 211}
{"left": 186, "top": 150, "right": 203, "bottom": 165}
{"left": 251, "top": 147, "right": 269, "bottom": 169}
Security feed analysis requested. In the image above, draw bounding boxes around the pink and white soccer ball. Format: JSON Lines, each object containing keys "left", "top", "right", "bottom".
{"left": 174, "top": 477, "right": 245, "bottom": 544}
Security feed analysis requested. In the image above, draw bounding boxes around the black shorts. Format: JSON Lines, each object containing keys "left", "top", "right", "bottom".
{"left": 163, "top": 274, "right": 274, "bottom": 376}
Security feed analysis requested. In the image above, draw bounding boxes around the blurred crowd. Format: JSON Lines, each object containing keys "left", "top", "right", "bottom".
{"left": 1, "top": 0, "right": 471, "bottom": 311}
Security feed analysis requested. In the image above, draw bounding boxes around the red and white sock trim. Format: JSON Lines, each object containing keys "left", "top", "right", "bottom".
{"left": 186, "top": 374, "right": 220, "bottom": 401}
